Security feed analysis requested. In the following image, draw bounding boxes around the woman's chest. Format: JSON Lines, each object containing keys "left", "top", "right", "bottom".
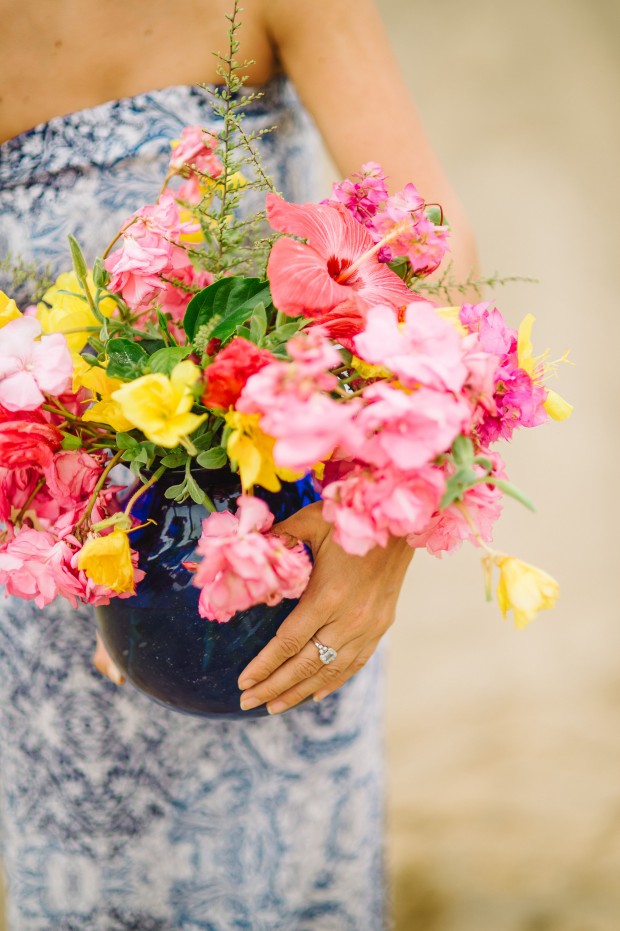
{"left": 0, "top": 0, "right": 275, "bottom": 143}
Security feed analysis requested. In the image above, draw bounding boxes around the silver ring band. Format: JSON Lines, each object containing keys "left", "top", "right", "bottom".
{"left": 313, "top": 639, "right": 338, "bottom": 665}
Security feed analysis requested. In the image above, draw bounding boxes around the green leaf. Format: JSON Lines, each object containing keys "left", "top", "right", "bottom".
{"left": 483, "top": 477, "right": 536, "bottom": 512}
{"left": 425, "top": 205, "right": 444, "bottom": 226}
{"left": 388, "top": 256, "right": 410, "bottom": 281}
{"left": 185, "top": 472, "right": 208, "bottom": 505}
{"left": 452, "top": 435, "right": 474, "bottom": 466}
{"left": 138, "top": 338, "right": 167, "bottom": 356}
{"left": 439, "top": 465, "right": 478, "bottom": 509}
{"left": 106, "top": 338, "right": 148, "bottom": 379}
{"left": 60, "top": 433, "right": 83, "bottom": 450}
{"left": 196, "top": 447, "right": 228, "bottom": 469}
{"left": 249, "top": 302, "right": 267, "bottom": 344}
{"left": 160, "top": 450, "right": 188, "bottom": 468}
{"left": 164, "top": 483, "right": 186, "bottom": 500}
{"left": 156, "top": 310, "right": 177, "bottom": 347}
{"left": 192, "top": 431, "right": 216, "bottom": 451}
{"left": 115, "top": 432, "right": 138, "bottom": 450}
{"left": 183, "top": 277, "right": 271, "bottom": 342}
{"left": 146, "top": 346, "right": 192, "bottom": 376}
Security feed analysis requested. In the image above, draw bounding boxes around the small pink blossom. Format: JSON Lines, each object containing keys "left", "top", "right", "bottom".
{"left": 0, "top": 316, "right": 73, "bottom": 411}
{"left": 369, "top": 183, "right": 450, "bottom": 275}
{"left": 347, "top": 382, "right": 471, "bottom": 471}
{"left": 189, "top": 495, "right": 312, "bottom": 623}
{"left": 408, "top": 452, "right": 505, "bottom": 555}
{"left": 104, "top": 231, "right": 173, "bottom": 309}
{"left": 169, "top": 126, "right": 223, "bottom": 178}
{"left": 0, "top": 528, "right": 83, "bottom": 608}
{"left": 354, "top": 302, "right": 468, "bottom": 393}
{"left": 322, "top": 465, "right": 445, "bottom": 555}
{"left": 326, "top": 162, "right": 390, "bottom": 228}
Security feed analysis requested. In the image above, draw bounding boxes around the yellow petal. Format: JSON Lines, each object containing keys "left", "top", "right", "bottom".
{"left": 0, "top": 291, "right": 21, "bottom": 327}
{"left": 436, "top": 305, "right": 467, "bottom": 336}
{"left": 543, "top": 388, "right": 573, "bottom": 421}
{"left": 517, "top": 313, "right": 536, "bottom": 374}
{"left": 77, "top": 530, "right": 136, "bottom": 594}
{"left": 82, "top": 399, "right": 135, "bottom": 433}
{"left": 496, "top": 556, "right": 559, "bottom": 629}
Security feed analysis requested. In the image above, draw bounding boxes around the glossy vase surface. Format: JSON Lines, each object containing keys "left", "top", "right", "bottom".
{"left": 95, "top": 469, "right": 319, "bottom": 718}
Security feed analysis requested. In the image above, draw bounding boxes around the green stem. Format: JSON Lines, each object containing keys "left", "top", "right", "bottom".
{"left": 124, "top": 465, "right": 167, "bottom": 518}
{"left": 76, "top": 450, "right": 124, "bottom": 537}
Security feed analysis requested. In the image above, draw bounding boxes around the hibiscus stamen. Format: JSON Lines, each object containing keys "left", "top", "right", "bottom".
{"left": 335, "top": 219, "right": 412, "bottom": 284}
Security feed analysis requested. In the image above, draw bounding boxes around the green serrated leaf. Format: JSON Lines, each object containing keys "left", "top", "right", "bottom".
{"left": 106, "top": 338, "right": 149, "bottom": 379}
{"left": 196, "top": 447, "right": 228, "bottom": 469}
{"left": 146, "top": 346, "right": 192, "bottom": 376}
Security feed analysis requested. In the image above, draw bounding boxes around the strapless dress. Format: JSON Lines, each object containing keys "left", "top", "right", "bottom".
{"left": 0, "top": 79, "right": 386, "bottom": 931}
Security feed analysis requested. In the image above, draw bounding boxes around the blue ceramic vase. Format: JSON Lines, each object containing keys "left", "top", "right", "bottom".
{"left": 95, "top": 469, "right": 319, "bottom": 718}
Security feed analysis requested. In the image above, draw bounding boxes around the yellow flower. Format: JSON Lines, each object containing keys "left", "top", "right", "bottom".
{"left": 37, "top": 271, "right": 116, "bottom": 352}
{"left": 73, "top": 357, "right": 135, "bottom": 432}
{"left": 350, "top": 356, "right": 391, "bottom": 381}
{"left": 496, "top": 555, "right": 560, "bottom": 629}
{"left": 225, "top": 411, "right": 300, "bottom": 492}
{"left": 0, "top": 291, "right": 21, "bottom": 327}
{"left": 77, "top": 529, "right": 136, "bottom": 594}
{"left": 517, "top": 313, "right": 573, "bottom": 421}
{"left": 111, "top": 360, "right": 206, "bottom": 448}
{"left": 435, "top": 305, "right": 468, "bottom": 336}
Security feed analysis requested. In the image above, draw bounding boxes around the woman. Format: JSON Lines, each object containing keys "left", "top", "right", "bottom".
{"left": 0, "top": 1, "right": 478, "bottom": 928}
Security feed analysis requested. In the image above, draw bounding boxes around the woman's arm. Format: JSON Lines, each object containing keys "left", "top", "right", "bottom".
{"left": 261, "top": 0, "right": 479, "bottom": 285}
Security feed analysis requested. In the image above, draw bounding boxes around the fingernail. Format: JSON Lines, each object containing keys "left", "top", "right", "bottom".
{"left": 313, "top": 692, "right": 327, "bottom": 702}
{"left": 267, "top": 700, "right": 287, "bottom": 715}
{"left": 110, "top": 668, "right": 125, "bottom": 686}
{"left": 238, "top": 678, "right": 256, "bottom": 690}
{"left": 240, "top": 697, "right": 261, "bottom": 711}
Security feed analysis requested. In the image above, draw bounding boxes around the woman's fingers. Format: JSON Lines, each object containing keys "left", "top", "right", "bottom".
{"left": 239, "top": 624, "right": 356, "bottom": 710}
{"left": 265, "top": 639, "right": 381, "bottom": 714}
{"left": 93, "top": 633, "right": 125, "bottom": 686}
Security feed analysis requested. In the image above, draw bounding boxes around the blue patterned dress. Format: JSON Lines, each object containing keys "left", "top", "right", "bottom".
{"left": 0, "top": 79, "right": 386, "bottom": 930}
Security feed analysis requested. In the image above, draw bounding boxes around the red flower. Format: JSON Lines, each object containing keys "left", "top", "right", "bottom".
{"left": 266, "top": 194, "right": 412, "bottom": 320}
{"left": 0, "top": 419, "right": 63, "bottom": 469}
{"left": 202, "top": 338, "right": 276, "bottom": 410}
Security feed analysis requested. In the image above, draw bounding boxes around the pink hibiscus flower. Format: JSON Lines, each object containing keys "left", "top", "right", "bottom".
{"left": 266, "top": 194, "right": 413, "bottom": 321}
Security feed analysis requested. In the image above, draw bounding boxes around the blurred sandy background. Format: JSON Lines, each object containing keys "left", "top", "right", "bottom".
{"left": 380, "top": 1, "right": 620, "bottom": 929}
{"left": 1, "top": 0, "right": 618, "bottom": 928}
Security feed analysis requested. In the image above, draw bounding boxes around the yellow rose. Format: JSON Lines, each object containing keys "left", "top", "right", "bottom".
{"left": 111, "top": 360, "right": 206, "bottom": 448}
{"left": 38, "top": 271, "right": 116, "bottom": 352}
{"left": 496, "top": 555, "right": 560, "bottom": 629}
{"left": 73, "top": 357, "right": 134, "bottom": 432}
{"left": 77, "top": 529, "right": 136, "bottom": 594}
{"left": 0, "top": 291, "right": 21, "bottom": 328}
{"left": 225, "top": 411, "right": 301, "bottom": 492}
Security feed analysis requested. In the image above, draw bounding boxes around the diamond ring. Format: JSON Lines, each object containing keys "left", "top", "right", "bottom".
{"left": 313, "top": 639, "right": 338, "bottom": 665}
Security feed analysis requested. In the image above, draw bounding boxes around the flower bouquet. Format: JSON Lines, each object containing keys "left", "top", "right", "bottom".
{"left": 0, "top": 19, "right": 571, "bottom": 715}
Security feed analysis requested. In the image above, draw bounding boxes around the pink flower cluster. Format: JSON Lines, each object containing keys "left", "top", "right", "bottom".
{"left": 189, "top": 495, "right": 312, "bottom": 622}
{"left": 0, "top": 317, "right": 73, "bottom": 411}
{"left": 104, "top": 193, "right": 213, "bottom": 330}
{"left": 327, "top": 166, "right": 450, "bottom": 275}
{"left": 0, "top": 369, "right": 144, "bottom": 608}
{"left": 459, "top": 303, "right": 548, "bottom": 444}
{"left": 169, "top": 126, "right": 223, "bottom": 178}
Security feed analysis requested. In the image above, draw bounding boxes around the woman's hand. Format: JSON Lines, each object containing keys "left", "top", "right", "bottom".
{"left": 93, "top": 633, "right": 125, "bottom": 686}
{"left": 238, "top": 502, "right": 414, "bottom": 714}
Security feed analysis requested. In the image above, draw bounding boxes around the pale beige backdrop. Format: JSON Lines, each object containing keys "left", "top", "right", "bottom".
{"left": 2, "top": 1, "right": 618, "bottom": 929}
{"left": 379, "top": 1, "right": 620, "bottom": 930}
